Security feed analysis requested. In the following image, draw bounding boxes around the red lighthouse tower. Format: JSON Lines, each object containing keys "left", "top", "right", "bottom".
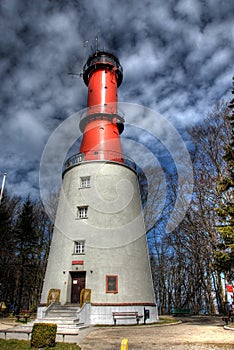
{"left": 39, "top": 50, "right": 158, "bottom": 326}
{"left": 79, "top": 51, "right": 124, "bottom": 161}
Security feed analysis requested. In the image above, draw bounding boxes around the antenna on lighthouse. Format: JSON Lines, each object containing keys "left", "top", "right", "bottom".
{"left": 67, "top": 40, "right": 89, "bottom": 78}
{"left": 95, "top": 32, "right": 99, "bottom": 52}
{"left": 79, "top": 40, "right": 89, "bottom": 77}
{"left": 0, "top": 172, "right": 7, "bottom": 205}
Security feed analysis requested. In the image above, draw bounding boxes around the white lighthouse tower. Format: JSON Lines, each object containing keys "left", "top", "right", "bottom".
{"left": 39, "top": 51, "right": 158, "bottom": 325}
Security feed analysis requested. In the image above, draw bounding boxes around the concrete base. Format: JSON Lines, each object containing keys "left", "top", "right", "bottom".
{"left": 38, "top": 302, "right": 158, "bottom": 326}
{"left": 78, "top": 303, "right": 158, "bottom": 325}
{"left": 37, "top": 305, "right": 46, "bottom": 319}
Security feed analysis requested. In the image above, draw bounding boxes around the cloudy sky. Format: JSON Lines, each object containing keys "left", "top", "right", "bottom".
{"left": 0, "top": 0, "right": 233, "bottom": 200}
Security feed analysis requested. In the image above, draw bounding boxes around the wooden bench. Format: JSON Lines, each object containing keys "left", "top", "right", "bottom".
{"left": 57, "top": 331, "right": 79, "bottom": 342}
{"left": 0, "top": 329, "right": 78, "bottom": 342}
{"left": 0, "top": 328, "right": 32, "bottom": 340}
{"left": 171, "top": 308, "right": 191, "bottom": 316}
{"left": 15, "top": 310, "right": 32, "bottom": 322}
{"left": 112, "top": 311, "right": 143, "bottom": 325}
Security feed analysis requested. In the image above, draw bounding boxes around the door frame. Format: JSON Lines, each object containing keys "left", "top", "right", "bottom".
{"left": 70, "top": 271, "right": 86, "bottom": 304}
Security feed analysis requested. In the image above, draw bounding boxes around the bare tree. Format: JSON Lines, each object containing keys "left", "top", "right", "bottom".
{"left": 148, "top": 101, "right": 231, "bottom": 315}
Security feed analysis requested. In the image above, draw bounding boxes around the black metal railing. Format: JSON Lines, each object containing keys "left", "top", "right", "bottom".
{"left": 79, "top": 109, "right": 125, "bottom": 133}
{"left": 63, "top": 150, "right": 136, "bottom": 174}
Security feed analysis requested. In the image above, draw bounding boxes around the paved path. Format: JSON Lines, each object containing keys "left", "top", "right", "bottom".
{"left": 1, "top": 316, "right": 234, "bottom": 349}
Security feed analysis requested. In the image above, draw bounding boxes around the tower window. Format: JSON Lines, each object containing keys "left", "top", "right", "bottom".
{"left": 74, "top": 241, "right": 85, "bottom": 254}
{"left": 80, "top": 176, "right": 90, "bottom": 188}
{"left": 106, "top": 275, "right": 118, "bottom": 294}
{"left": 77, "top": 206, "right": 88, "bottom": 219}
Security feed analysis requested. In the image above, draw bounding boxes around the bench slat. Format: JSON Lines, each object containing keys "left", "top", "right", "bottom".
{"left": 113, "top": 312, "right": 138, "bottom": 316}
{"left": 112, "top": 311, "right": 143, "bottom": 325}
{"left": 172, "top": 308, "right": 191, "bottom": 316}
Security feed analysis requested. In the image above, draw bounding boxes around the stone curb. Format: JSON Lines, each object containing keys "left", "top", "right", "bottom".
{"left": 224, "top": 325, "right": 234, "bottom": 331}
{"left": 93, "top": 320, "right": 182, "bottom": 330}
{"left": 153, "top": 320, "right": 182, "bottom": 327}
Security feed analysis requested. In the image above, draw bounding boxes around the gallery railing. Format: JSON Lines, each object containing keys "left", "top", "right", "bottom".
{"left": 63, "top": 150, "right": 136, "bottom": 174}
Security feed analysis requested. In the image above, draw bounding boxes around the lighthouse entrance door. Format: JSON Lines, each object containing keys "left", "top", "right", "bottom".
{"left": 70, "top": 272, "right": 86, "bottom": 304}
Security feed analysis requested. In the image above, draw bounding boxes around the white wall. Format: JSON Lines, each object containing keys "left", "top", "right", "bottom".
{"left": 40, "top": 161, "right": 158, "bottom": 323}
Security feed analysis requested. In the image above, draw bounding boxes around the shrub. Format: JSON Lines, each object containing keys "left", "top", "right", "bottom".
{"left": 31, "top": 323, "right": 57, "bottom": 348}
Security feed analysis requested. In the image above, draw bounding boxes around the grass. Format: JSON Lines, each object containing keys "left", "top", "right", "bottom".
{"left": 158, "top": 315, "right": 180, "bottom": 324}
{"left": 0, "top": 338, "right": 81, "bottom": 349}
{"left": 225, "top": 322, "right": 234, "bottom": 328}
{"left": 15, "top": 320, "right": 29, "bottom": 324}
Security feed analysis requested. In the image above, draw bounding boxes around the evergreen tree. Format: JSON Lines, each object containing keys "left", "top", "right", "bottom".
{"left": 0, "top": 191, "right": 53, "bottom": 312}
{"left": 215, "top": 78, "right": 234, "bottom": 281}
{"left": 14, "top": 196, "right": 39, "bottom": 312}
{"left": 0, "top": 192, "right": 20, "bottom": 307}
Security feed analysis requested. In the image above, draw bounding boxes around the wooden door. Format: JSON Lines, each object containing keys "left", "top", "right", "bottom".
{"left": 71, "top": 272, "right": 86, "bottom": 304}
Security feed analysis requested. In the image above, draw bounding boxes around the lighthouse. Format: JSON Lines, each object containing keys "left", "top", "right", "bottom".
{"left": 39, "top": 51, "right": 158, "bottom": 325}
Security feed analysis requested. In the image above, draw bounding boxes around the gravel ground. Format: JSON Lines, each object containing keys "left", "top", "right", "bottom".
{"left": 0, "top": 318, "right": 17, "bottom": 330}
{"left": 79, "top": 316, "right": 234, "bottom": 350}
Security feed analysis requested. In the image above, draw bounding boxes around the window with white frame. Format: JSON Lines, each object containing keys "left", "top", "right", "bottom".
{"left": 74, "top": 241, "right": 85, "bottom": 254}
{"left": 77, "top": 206, "right": 88, "bottom": 219}
{"left": 80, "top": 176, "right": 90, "bottom": 188}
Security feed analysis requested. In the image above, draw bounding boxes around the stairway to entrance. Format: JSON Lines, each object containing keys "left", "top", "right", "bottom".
{"left": 35, "top": 303, "right": 83, "bottom": 330}
{"left": 2, "top": 304, "right": 89, "bottom": 342}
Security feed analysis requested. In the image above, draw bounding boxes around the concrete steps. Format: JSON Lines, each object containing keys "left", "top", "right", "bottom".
{"left": 35, "top": 304, "right": 83, "bottom": 330}
{"left": 0, "top": 304, "right": 90, "bottom": 343}
{"left": 34, "top": 318, "right": 80, "bottom": 326}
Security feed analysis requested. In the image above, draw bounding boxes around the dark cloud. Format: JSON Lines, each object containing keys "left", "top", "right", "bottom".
{"left": 0, "top": 0, "right": 233, "bottom": 198}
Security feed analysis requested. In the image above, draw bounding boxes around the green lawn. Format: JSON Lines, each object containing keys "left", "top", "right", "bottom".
{"left": 158, "top": 316, "right": 180, "bottom": 324}
{"left": 0, "top": 339, "right": 81, "bottom": 349}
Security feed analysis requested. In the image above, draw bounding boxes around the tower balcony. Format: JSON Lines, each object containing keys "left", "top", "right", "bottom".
{"left": 79, "top": 108, "right": 125, "bottom": 134}
{"left": 63, "top": 150, "right": 136, "bottom": 176}
{"left": 83, "top": 50, "right": 123, "bottom": 87}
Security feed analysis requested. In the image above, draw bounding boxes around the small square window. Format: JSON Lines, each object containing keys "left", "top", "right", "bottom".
{"left": 74, "top": 241, "right": 85, "bottom": 254}
{"left": 106, "top": 275, "right": 118, "bottom": 294}
{"left": 80, "top": 176, "right": 90, "bottom": 188}
{"left": 77, "top": 206, "right": 88, "bottom": 219}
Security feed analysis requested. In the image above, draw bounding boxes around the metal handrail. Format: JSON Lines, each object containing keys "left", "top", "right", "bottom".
{"left": 79, "top": 108, "right": 125, "bottom": 134}
{"left": 79, "top": 108, "right": 125, "bottom": 122}
{"left": 63, "top": 150, "right": 136, "bottom": 174}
